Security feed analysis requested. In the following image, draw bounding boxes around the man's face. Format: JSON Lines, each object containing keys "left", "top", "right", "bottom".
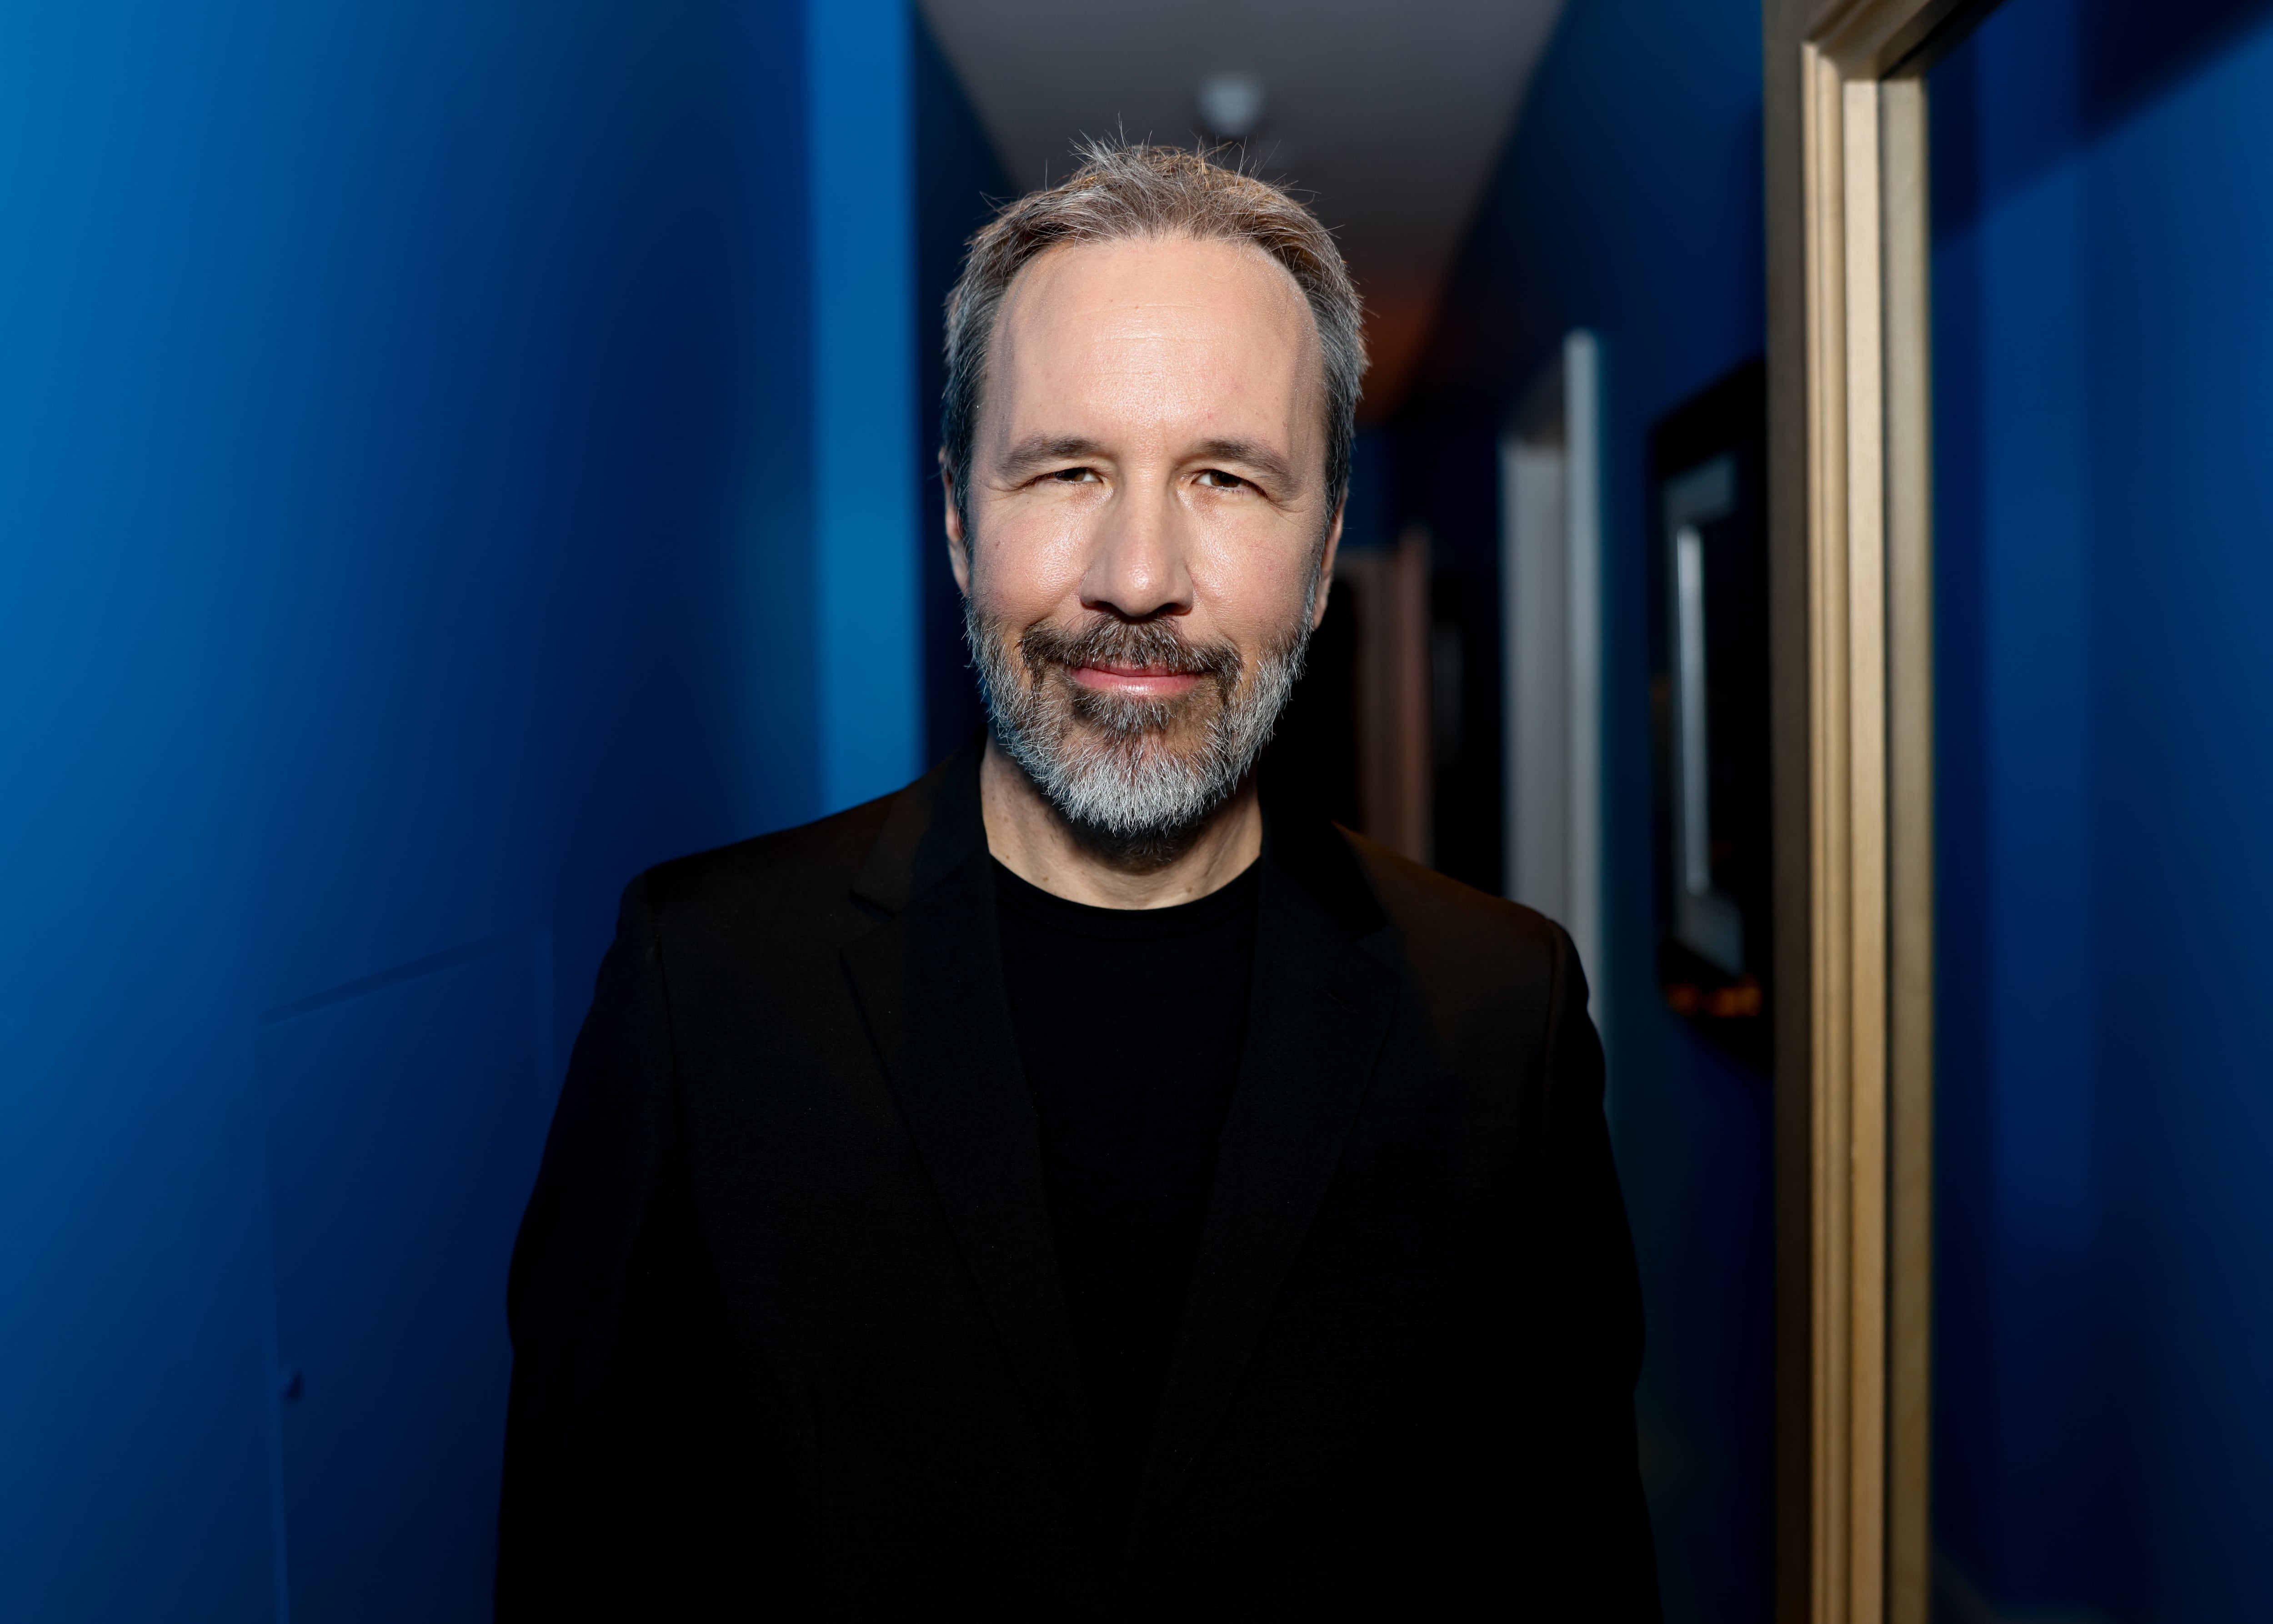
{"left": 949, "top": 233, "right": 1342, "bottom": 853}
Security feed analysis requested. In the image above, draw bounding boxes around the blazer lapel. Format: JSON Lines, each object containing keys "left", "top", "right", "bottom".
{"left": 837, "top": 742, "right": 1114, "bottom": 1550}
{"left": 1118, "top": 811, "right": 1400, "bottom": 1580}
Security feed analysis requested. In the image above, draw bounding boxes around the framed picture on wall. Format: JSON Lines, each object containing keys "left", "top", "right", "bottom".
{"left": 1647, "top": 358, "right": 1770, "bottom": 1068}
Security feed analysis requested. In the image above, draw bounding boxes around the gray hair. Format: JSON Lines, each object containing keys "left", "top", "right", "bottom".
{"left": 941, "top": 139, "right": 1367, "bottom": 534}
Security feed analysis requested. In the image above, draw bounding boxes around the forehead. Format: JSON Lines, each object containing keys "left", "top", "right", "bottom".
{"left": 985, "top": 235, "right": 1322, "bottom": 434}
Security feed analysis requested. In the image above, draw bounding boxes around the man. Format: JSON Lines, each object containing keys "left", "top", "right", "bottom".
{"left": 499, "top": 143, "right": 1658, "bottom": 1621}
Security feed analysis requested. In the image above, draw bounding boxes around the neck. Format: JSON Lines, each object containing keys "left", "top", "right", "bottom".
{"left": 979, "top": 736, "right": 1262, "bottom": 909}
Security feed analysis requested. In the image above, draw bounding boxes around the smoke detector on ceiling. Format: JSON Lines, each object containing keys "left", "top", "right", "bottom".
{"left": 1195, "top": 71, "right": 1267, "bottom": 142}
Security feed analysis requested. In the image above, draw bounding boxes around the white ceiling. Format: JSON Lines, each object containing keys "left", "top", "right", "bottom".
{"left": 917, "top": 0, "right": 1568, "bottom": 417}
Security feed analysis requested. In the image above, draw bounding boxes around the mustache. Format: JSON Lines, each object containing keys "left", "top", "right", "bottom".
{"left": 1016, "top": 617, "right": 1243, "bottom": 691}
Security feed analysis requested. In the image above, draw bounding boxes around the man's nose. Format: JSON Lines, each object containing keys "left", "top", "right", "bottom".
{"left": 1079, "top": 477, "right": 1192, "bottom": 621}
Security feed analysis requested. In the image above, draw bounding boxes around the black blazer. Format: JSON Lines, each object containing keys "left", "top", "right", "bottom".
{"left": 498, "top": 741, "right": 1659, "bottom": 1621}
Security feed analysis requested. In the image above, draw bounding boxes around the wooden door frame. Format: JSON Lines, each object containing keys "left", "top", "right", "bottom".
{"left": 1763, "top": 1, "right": 1983, "bottom": 1619}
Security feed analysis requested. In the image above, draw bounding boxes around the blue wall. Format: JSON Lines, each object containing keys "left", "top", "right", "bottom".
{"left": 914, "top": 8, "right": 1011, "bottom": 766}
{"left": 1930, "top": 2, "right": 2273, "bottom": 1617}
{"left": 811, "top": 0, "right": 923, "bottom": 807}
{"left": 0, "top": 0, "right": 924, "bottom": 1614}
{"left": 1386, "top": 2, "right": 1771, "bottom": 1618}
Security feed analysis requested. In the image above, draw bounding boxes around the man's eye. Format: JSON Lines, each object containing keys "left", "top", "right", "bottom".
{"left": 1196, "top": 468, "right": 1246, "bottom": 490}
{"left": 1049, "top": 466, "right": 1099, "bottom": 484}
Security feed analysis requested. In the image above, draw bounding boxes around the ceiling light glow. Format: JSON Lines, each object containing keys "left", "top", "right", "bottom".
{"left": 1195, "top": 71, "right": 1267, "bottom": 141}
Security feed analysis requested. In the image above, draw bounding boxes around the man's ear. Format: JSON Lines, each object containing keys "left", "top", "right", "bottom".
{"left": 941, "top": 452, "right": 972, "bottom": 597}
{"left": 1312, "top": 499, "right": 1346, "bottom": 630}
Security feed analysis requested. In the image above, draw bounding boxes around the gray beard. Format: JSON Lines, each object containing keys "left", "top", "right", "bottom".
{"left": 966, "top": 603, "right": 1310, "bottom": 870}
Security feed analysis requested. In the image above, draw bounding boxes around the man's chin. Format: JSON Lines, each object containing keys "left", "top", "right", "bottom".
{"left": 1039, "top": 773, "right": 1231, "bottom": 872}
{"left": 1001, "top": 720, "right": 1236, "bottom": 855}
{"left": 1051, "top": 718, "right": 1223, "bottom": 779}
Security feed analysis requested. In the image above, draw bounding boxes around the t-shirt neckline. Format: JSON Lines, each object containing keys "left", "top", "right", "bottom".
{"left": 989, "top": 854, "right": 1263, "bottom": 943}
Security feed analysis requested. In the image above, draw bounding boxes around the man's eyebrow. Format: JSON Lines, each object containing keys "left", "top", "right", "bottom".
{"left": 992, "top": 433, "right": 1301, "bottom": 489}
{"left": 1190, "top": 438, "right": 1297, "bottom": 488}
{"left": 996, "top": 435, "right": 1109, "bottom": 477}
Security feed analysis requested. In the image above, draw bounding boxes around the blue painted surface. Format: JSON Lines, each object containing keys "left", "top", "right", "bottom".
{"left": 914, "top": 7, "right": 1010, "bottom": 767}
{"left": 261, "top": 938, "right": 557, "bottom": 1621}
{"left": 0, "top": 0, "right": 924, "bottom": 1612}
{"left": 811, "top": 0, "right": 922, "bottom": 809}
{"left": 1931, "top": 2, "right": 2273, "bottom": 1617}
{"left": 1387, "top": 2, "right": 1771, "bottom": 1618}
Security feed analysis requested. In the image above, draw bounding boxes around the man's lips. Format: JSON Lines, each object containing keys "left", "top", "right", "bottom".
{"left": 1066, "top": 662, "right": 1204, "bottom": 698}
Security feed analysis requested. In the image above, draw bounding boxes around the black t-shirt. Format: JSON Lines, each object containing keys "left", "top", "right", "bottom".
{"left": 992, "top": 856, "right": 1262, "bottom": 1527}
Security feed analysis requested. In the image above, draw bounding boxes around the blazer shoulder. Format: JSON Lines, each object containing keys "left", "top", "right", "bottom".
{"left": 631, "top": 791, "right": 898, "bottom": 933}
{"left": 1335, "top": 826, "right": 1572, "bottom": 992}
